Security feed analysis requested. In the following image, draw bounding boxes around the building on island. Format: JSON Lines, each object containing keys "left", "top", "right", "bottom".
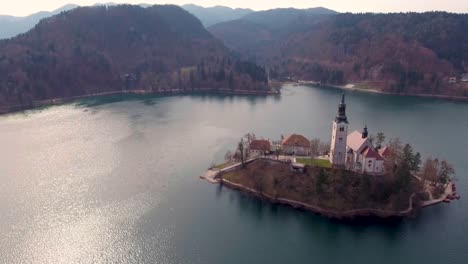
{"left": 249, "top": 139, "right": 272, "bottom": 157}
{"left": 271, "top": 140, "right": 283, "bottom": 152}
{"left": 461, "top": 73, "right": 468, "bottom": 82}
{"left": 378, "top": 146, "right": 392, "bottom": 159}
{"left": 282, "top": 134, "right": 311, "bottom": 156}
{"left": 329, "top": 94, "right": 385, "bottom": 175}
{"left": 329, "top": 94, "right": 349, "bottom": 166}
{"left": 346, "top": 129, "right": 385, "bottom": 174}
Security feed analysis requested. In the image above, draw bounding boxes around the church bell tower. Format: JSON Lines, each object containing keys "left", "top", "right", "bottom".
{"left": 329, "top": 94, "right": 349, "bottom": 166}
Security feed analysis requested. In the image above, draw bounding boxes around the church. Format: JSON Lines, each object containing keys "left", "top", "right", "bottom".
{"left": 329, "top": 94, "right": 385, "bottom": 175}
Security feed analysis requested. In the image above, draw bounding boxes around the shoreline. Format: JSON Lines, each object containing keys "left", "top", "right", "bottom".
{"left": 220, "top": 178, "right": 416, "bottom": 219}
{"left": 201, "top": 157, "right": 454, "bottom": 220}
{"left": 0, "top": 88, "right": 277, "bottom": 115}
{"left": 288, "top": 81, "right": 468, "bottom": 102}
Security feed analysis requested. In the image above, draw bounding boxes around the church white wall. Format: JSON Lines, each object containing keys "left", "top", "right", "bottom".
{"left": 330, "top": 121, "right": 348, "bottom": 165}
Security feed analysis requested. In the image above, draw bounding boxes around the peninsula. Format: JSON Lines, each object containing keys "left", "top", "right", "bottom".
{"left": 202, "top": 94, "right": 460, "bottom": 219}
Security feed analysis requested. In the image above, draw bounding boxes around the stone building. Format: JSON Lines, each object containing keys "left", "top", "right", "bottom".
{"left": 249, "top": 139, "right": 272, "bottom": 157}
{"left": 329, "top": 94, "right": 349, "bottom": 166}
{"left": 329, "top": 94, "right": 385, "bottom": 175}
{"left": 281, "top": 134, "right": 311, "bottom": 156}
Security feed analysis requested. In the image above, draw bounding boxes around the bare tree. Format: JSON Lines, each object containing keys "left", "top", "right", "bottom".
{"left": 224, "top": 150, "right": 233, "bottom": 162}
{"left": 244, "top": 133, "right": 256, "bottom": 144}
{"left": 384, "top": 137, "right": 403, "bottom": 174}
{"left": 275, "top": 149, "right": 281, "bottom": 160}
{"left": 310, "top": 138, "right": 321, "bottom": 158}
{"left": 421, "top": 158, "right": 455, "bottom": 187}
{"left": 319, "top": 141, "right": 331, "bottom": 156}
{"left": 421, "top": 157, "right": 437, "bottom": 183}
{"left": 238, "top": 138, "right": 246, "bottom": 167}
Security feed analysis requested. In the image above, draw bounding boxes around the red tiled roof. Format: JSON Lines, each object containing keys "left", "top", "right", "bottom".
{"left": 361, "top": 146, "right": 385, "bottom": 160}
{"left": 282, "top": 134, "right": 310, "bottom": 148}
{"left": 379, "top": 146, "right": 391, "bottom": 157}
{"left": 249, "top": 140, "right": 271, "bottom": 151}
{"left": 347, "top": 130, "right": 368, "bottom": 151}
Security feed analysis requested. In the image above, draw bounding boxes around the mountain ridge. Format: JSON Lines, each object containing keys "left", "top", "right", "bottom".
{"left": 0, "top": 5, "right": 269, "bottom": 112}
{"left": 209, "top": 11, "right": 468, "bottom": 97}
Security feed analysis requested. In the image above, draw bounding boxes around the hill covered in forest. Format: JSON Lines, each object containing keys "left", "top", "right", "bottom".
{"left": 181, "top": 4, "right": 253, "bottom": 27}
{"left": 0, "top": 4, "right": 78, "bottom": 39}
{"left": 0, "top": 5, "right": 269, "bottom": 112}
{"left": 209, "top": 11, "right": 468, "bottom": 97}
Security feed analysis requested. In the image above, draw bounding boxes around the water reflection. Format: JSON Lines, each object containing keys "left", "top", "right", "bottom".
{"left": 1, "top": 85, "right": 466, "bottom": 264}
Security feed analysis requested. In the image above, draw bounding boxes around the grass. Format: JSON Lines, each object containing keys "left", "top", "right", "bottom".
{"left": 296, "top": 158, "right": 332, "bottom": 168}
{"left": 213, "top": 162, "right": 232, "bottom": 170}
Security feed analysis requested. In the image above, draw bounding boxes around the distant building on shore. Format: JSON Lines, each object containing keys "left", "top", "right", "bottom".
{"left": 329, "top": 94, "right": 385, "bottom": 175}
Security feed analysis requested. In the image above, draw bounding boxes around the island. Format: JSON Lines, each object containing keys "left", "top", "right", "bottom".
{"left": 202, "top": 94, "right": 460, "bottom": 219}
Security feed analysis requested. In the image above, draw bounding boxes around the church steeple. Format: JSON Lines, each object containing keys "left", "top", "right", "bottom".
{"left": 362, "top": 125, "right": 368, "bottom": 139}
{"left": 329, "top": 94, "right": 349, "bottom": 167}
{"left": 335, "top": 93, "right": 348, "bottom": 124}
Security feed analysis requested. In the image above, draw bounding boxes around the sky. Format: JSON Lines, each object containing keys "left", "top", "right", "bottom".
{"left": 1, "top": 0, "right": 468, "bottom": 16}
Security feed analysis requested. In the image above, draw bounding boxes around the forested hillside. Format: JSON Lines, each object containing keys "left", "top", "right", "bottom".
{"left": 181, "top": 4, "right": 253, "bottom": 26}
{"left": 0, "top": 5, "right": 269, "bottom": 112}
{"left": 0, "top": 4, "right": 78, "bottom": 39}
{"left": 210, "top": 11, "right": 468, "bottom": 97}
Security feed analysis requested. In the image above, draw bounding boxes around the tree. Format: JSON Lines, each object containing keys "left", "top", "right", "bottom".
{"left": 412, "top": 152, "right": 422, "bottom": 172}
{"left": 274, "top": 149, "right": 281, "bottom": 160}
{"left": 238, "top": 138, "right": 246, "bottom": 167}
{"left": 421, "top": 157, "right": 437, "bottom": 183}
{"left": 244, "top": 133, "right": 256, "bottom": 144}
{"left": 224, "top": 150, "right": 233, "bottom": 162}
{"left": 319, "top": 141, "right": 331, "bottom": 156}
{"left": 437, "top": 159, "right": 455, "bottom": 186}
{"left": 384, "top": 137, "right": 403, "bottom": 173}
{"left": 421, "top": 158, "right": 455, "bottom": 187}
{"left": 396, "top": 144, "right": 415, "bottom": 189}
{"left": 376, "top": 132, "right": 386, "bottom": 149}
{"left": 310, "top": 138, "right": 321, "bottom": 158}
{"left": 368, "top": 134, "right": 376, "bottom": 145}
{"left": 316, "top": 168, "right": 328, "bottom": 194}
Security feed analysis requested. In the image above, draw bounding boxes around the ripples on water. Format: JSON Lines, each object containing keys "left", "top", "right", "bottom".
{"left": 0, "top": 87, "right": 467, "bottom": 263}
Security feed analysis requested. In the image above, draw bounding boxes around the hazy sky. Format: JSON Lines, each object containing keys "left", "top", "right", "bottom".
{"left": 2, "top": 0, "right": 468, "bottom": 16}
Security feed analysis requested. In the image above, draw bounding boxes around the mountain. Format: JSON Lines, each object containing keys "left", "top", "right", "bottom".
{"left": 209, "top": 7, "right": 337, "bottom": 59}
{"left": 0, "top": 5, "right": 269, "bottom": 112}
{"left": 181, "top": 4, "right": 253, "bottom": 27}
{"left": 0, "top": 4, "right": 79, "bottom": 39}
{"left": 210, "top": 11, "right": 468, "bottom": 97}
{"left": 241, "top": 7, "right": 338, "bottom": 28}
{"left": 0, "top": 3, "right": 252, "bottom": 39}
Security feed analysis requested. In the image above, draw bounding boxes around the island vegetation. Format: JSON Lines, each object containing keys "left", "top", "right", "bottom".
{"left": 207, "top": 132, "right": 457, "bottom": 219}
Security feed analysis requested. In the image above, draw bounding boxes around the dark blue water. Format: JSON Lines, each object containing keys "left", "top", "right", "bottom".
{"left": 0, "top": 85, "right": 467, "bottom": 263}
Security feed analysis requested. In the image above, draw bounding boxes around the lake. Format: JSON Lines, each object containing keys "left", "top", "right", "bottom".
{"left": 0, "top": 85, "right": 467, "bottom": 263}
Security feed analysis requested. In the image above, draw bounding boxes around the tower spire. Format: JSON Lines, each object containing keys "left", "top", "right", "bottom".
{"left": 335, "top": 93, "right": 348, "bottom": 124}
{"left": 362, "top": 125, "right": 368, "bottom": 139}
{"left": 329, "top": 94, "right": 349, "bottom": 167}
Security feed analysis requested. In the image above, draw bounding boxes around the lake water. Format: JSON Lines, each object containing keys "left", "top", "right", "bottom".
{"left": 0, "top": 85, "right": 467, "bottom": 263}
